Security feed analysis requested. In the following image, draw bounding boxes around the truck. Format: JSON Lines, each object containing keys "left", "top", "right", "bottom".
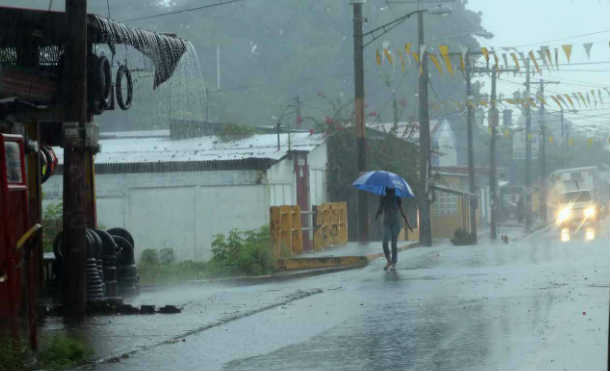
{"left": 548, "top": 166, "right": 608, "bottom": 242}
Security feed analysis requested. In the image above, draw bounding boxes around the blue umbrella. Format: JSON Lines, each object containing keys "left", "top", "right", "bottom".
{"left": 352, "top": 170, "right": 415, "bottom": 198}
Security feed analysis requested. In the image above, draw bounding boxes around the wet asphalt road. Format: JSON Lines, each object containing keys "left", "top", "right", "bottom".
{"left": 99, "top": 222, "right": 609, "bottom": 371}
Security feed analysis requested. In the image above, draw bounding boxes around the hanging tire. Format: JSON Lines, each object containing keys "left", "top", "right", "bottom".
{"left": 107, "top": 227, "right": 134, "bottom": 247}
{"left": 98, "top": 56, "right": 112, "bottom": 108}
{"left": 115, "top": 64, "right": 133, "bottom": 110}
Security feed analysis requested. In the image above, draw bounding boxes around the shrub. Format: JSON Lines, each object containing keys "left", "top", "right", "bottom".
{"left": 218, "top": 123, "right": 256, "bottom": 142}
{"left": 159, "top": 248, "right": 176, "bottom": 265}
{"left": 140, "top": 248, "right": 160, "bottom": 266}
{"left": 42, "top": 202, "right": 63, "bottom": 253}
{"left": 211, "top": 226, "right": 275, "bottom": 275}
{"left": 451, "top": 228, "right": 476, "bottom": 246}
{"left": 38, "top": 335, "right": 92, "bottom": 370}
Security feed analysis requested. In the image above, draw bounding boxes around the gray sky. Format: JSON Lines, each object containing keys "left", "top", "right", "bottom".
{"left": 467, "top": 0, "right": 609, "bottom": 132}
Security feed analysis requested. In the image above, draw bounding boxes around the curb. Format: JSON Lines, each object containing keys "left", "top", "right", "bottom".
{"left": 364, "top": 242, "right": 420, "bottom": 262}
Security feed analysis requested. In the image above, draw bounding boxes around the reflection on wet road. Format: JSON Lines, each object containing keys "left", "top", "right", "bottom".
{"left": 100, "top": 222, "right": 609, "bottom": 371}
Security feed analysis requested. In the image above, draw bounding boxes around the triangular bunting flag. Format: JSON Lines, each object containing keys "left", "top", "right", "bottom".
{"left": 439, "top": 45, "right": 454, "bottom": 75}
{"left": 481, "top": 47, "right": 490, "bottom": 64}
{"left": 529, "top": 50, "right": 541, "bottom": 74}
{"left": 549, "top": 136, "right": 554, "bottom": 144}
{"left": 502, "top": 54, "right": 509, "bottom": 69}
{"left": 572, "top": 93, "right": 581, "bottom": 107}
{"left": 376, "top": 49, "right": 382, "bottom": 65}
{"left": 544, "top": 47, "right": 553, "bottom": 70}
{"left": 538, "top": 49, "right": 550, "bottom": 71}
{"left": 511, "top": 53, "right": 520, "bottom": 72}
{"left": 586, "top": 92, "right": 592, "bottom": 107}
{"left": 554, "top": 48, "right": 559, "bottom": 70}
{"left": 578, "top": 92, "right": 587, "bottom": 107}
{"left": 562, "top": 44, "right": 573, "bottom": 63}
{"left": 583, "top": 42, "right": 593, "bottom": 59}
{"left": 384, "top": 48, "right": 393, "bottom": 64}
{"left": 564, "top": 94, "right": 575, "bottom": 109}
{"left": 551, "top": 95, "right": 563, "bottom": 109}
{"left": 429, "top": 53, "right": 444, "bottom": 75}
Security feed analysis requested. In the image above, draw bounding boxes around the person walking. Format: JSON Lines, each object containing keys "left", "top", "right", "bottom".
{"left": 375, "top": 187, "right": 413, "bottom": 271}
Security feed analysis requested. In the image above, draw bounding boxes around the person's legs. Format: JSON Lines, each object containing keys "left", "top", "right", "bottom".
{"left": 383, "top": 224, "right": 392, "bottom": 269}
{"left": 391, "top": 223, "right": 400, "bottom": 265}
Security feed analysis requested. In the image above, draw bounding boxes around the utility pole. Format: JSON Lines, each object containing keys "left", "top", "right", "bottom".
{"left": 295, "top": 96, "right": 302, "bottom": 129}
{"left": 524, "top": 78, "right": 560, "bottom": 225}
{"left": 417, "top": 9, "right": 432, "bottom": 247}
{"left": 353, "top": 0, "right": 368, "bottom": 242}
{"left": 489, "top": 66, "right": 499, "bottom": 240}
{"left": 464, "top": 52, "right": 477, "bottom": 242}
{"left": 63, "top": 0, "right": 89, "bottom": 317}
{"left": 392, "top": 89, "right": 399, "bottom": 128}
{"left": 524, "top": 59, "right": 532, "bottom": 233}
{"left": 488, "top": 65, "right": 517, "bottom": 240}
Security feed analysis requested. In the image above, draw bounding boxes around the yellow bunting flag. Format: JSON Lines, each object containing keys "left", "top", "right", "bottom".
{"left": 587, "top": 138, "right": 594, "bottom": 146}
{"left": 528, "top": 133, "right": 533, "bottom": 140}
{"left": 504, "top": 129, "right": 511, "bottom": 137}
{"left": 573, "top": 93, "right": 582, "bottom": 107}
{"left": 554, "top": 48, "right": 559, "bottom": 69}
{"left": 551, "top": 95, "right": 563, "bottom": 109}
{"left": 439, "top": 45, "right": 454, "bottom": 75}
{"left": 557, "top": 95, "right": 568, "bottom": 108}
{"left": 545, "top": 48, "right": 553, "bottom": 69}
{"left": 405, "top": 43, "right": 412, "bottom": 57}
{"left": 562, "top": 44, "right": 573, "bottom": 63}
{"left": 429, "top": 53, "right": 444, "bottom": 75}
{"left": 384, "top": 48, "right": 393, "bottom": 64}
{"left": 549, "top": 136, "right": 554, "bottom": 144}
{"left": 527, "top": 97, "right": 537, "bottom": 108}
{"left": 481, "top": 47, "right": 490, "bottom": 64}
{"left": 480, "top": 99, "right": 488, "bottom": 107}
{"left": 510, "top": 53, "right": 520, "bottom": 71}
{"left": 568, "top": 138, "right": 575, "bottom": 146}
{"left": 505, "top": 98, "right": 516, "bottom": 105}
{"left": 564, "top": 94, "right": 575, "bottom": 109}
{"left": 529, "top": 50, "right": 541, "bottom": 74}
{"left": 537, "top": 95, "right": 547, "bottom": 106}
{"left": 493, "top": 52, "right": 499, "bottom": 67}
{"left": 578, "top": 92, "right": 587, "bottom": 107}
{"left": 376, "top": 49, "right": 382, "bottom": 65}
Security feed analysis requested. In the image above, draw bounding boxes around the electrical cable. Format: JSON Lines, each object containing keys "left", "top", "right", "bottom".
{"left": 121, "top": 0, "right": 250, "bottom": 23}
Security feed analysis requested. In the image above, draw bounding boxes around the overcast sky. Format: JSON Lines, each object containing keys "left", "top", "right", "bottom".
{"left": 466, "top": 0, "right": 609, "bottom": 132}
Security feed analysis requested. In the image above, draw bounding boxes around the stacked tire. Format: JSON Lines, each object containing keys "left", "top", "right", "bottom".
{"left": 52, "top": 227, "right": 139, "bottom": 302}
{"left": 107, "top": 228, "right": 139, "bottom": 297}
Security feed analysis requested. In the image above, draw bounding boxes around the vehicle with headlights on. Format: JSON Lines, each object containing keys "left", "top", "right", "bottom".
{"left": 555, "top": 190, "right": 599, "bottom": 242}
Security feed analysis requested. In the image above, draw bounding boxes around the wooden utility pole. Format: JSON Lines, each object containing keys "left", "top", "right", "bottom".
{"left": 524, "top": 59, "right": 532, "bottom": 233}
{"left": 353, "top": 0, "right": 368, "bottom": 242}
{"left": 464, "top": 52, "right": 477, "bottom": 242}
{"left": 63, "top": 0, "right": 89, "bottom": 317}
{"left": 489, "top": 66, "right": 499, "bottom": 240}
{"left": 417, "top": 9, "right": 432, "bottom": 247}
{"left": 524, "top": 79, "right": 559, "bottom": 225}
{"left": 487, "top": 65, "right": 517, "bottom": 240}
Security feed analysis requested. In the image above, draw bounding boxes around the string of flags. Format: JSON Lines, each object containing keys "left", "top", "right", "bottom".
{"left": 421, "top": 87, "right": 610, "bottom": 112}
{"left": 376, "top": 40, "right": 605, "bottom": 76}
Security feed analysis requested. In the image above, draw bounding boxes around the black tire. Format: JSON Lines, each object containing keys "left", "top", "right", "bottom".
{"left": 115, "top": 65, "right": 133, "bottom": 110}
{"left": 94, "top": 229, "right": 120, "bottom": 256}
{"left": 107, "top": 227, "right": 134, "bottom": 248}
{"left": 112, "top": 236, "right": 135, "bottom": 266}
{"left": 98, "top": 56, "right": 112, "bottom": 108}
{"left": 87, "top": 228, "right": 103, "bottom": 258}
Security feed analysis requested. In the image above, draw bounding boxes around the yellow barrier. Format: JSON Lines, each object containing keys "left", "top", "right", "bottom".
{"left": 270, "top": 205, "right": 302, "bottom": 259}
{"left": 314, "top": 202, "right": 348, "bottom": 250}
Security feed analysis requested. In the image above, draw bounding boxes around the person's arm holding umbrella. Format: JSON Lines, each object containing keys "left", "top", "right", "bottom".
{"left": 375, "top": 197, "right": 384, "bottom": 221}
{"left": 398, "top": 198, "right": 413, "bottom": 232}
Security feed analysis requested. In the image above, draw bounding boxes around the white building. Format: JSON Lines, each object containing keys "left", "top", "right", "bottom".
{"left": 44, "top": 130, "right": 328, "bottom": 261}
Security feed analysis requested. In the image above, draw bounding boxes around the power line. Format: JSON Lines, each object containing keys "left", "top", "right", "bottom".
{"left": 505, "top": 30, "right": 609, "bottom": 49}
{"left": 120, "top": 0, "right": 250, "bottom": 23}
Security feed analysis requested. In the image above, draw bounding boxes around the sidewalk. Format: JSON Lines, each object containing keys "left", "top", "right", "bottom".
{"left": 278, "top": 241, "right": 419, "bottom": 271}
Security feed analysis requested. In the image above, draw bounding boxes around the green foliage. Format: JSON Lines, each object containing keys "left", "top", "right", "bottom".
{"left": 0, "top": 337, "right": 28, "bottom": 370}
{"left": 38, "top": 335, "right": 92, "bottom": 370}
{"left": 211, "top": 226, "right": 275, "bottom": 276}
{"left": 217, "top": 123, "right": 256, "bottom": 142}
{"left": 42, "top": 202, "right": 62, "bottom": 253}
{"left": 451, "top": 228, "right": 476, "bottom": 246}
{"left": 138, "top": 259, "right": 210, "bottom": 285}
{"left": 0, "top": 334, "right": 91, "bottom": 370}
{"left": 140, "top": 248, "right": 160, "bottom": 266}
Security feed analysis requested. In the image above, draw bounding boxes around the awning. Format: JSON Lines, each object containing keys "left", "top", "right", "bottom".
{"left": 431, "top": 184, "right": 477, "bottom": 199}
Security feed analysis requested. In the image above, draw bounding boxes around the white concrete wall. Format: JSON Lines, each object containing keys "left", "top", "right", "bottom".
{"left": 308, "top": 142, "right": 328, "bottom": 207}
{"left": 42, "top": 143, "right": 328, "bottom": 262}
{"left": 43, "top": 169, "right": 270, "bottom": 262}
{"left": 437, "top": 120, "right": 458, "bottom": 167}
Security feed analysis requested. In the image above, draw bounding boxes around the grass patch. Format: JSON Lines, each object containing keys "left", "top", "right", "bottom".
{"left": 0, "top": 334, "right": 91, "bottom": 370}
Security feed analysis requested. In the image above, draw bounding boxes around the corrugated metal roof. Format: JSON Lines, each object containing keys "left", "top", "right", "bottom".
{"left": 55, "top": 131, "right": 326, "bottom": 165}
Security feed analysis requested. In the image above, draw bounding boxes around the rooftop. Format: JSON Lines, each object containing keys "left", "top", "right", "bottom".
{"left": 55, "top": 130, "right": 326, "bottom": 166}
